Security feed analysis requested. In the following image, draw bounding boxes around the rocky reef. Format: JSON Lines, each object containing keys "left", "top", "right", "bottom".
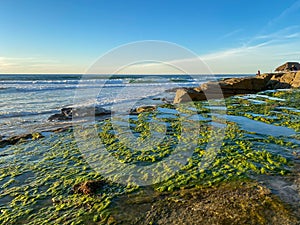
{"left": 174, "top": 71, "right": 300, "bottom": 103}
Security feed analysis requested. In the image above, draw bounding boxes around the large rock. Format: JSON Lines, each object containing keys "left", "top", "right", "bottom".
{"left": 173, "top": 72, "right": 300, "bottom": 103}
{"left": 267, "top": 71, "right": 300, "bottom": 89}
{"left": 173, "top": 88, "right": 207, "bottom": 103}
{"left": 174, "top": 76, "right": 268, "bottom": 104}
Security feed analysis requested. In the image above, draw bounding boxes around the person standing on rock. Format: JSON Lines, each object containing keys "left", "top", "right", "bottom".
{"left": 256, "top": 70, "right": 261, "bottom": 76}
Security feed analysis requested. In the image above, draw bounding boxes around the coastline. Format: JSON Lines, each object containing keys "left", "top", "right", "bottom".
{"left": 0, "top": 73, "right": 300, "bottom": 224}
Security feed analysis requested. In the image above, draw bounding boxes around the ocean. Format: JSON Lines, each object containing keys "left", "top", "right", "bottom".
{"left": 0, "top": 74, "right": 250, "bottom": 137}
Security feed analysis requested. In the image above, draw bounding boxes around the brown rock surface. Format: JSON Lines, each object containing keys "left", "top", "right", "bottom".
{"left": 174, "top": 72, "right": 300, "bottom": 103}
{"left": 110, "top": 181, "right": 299, "bottom": 225}
{"left": 267, "top": 71, "right": 300, "bottom": 89}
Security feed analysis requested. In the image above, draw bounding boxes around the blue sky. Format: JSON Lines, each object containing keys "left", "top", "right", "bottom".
{"left": 1, "top": 0, "right": 300, "bottom": 74}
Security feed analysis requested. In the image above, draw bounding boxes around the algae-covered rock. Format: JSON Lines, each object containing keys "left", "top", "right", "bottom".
{"left": 130, "top": 105, "right": 157, "bottom": 114}
{"left": 111, "top": 182, "right": 299, "bottom": 225}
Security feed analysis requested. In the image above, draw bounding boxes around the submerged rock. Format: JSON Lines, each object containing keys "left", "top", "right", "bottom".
{"left": 173, "top": 72, "right": 300, "bottom": 103}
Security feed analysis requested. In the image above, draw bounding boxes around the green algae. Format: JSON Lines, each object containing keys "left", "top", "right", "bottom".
{"left": 226, "top": 89, "right": 300, "bottom": 131}
{"left": 0, "top": 89, "right": 299, "bottom": 224}
{"left": 0, "top": 133, "right": 133, "bottom": 225}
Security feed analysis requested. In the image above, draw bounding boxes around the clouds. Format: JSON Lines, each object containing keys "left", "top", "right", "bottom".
{"left": 128, "top": 25, "right": 300, "bottom": 74}
{"left": 0, "top": 56, "right": 84, "bottom": 73}
{"left": 251, "top": 25, "right": 300, "bottom": 43}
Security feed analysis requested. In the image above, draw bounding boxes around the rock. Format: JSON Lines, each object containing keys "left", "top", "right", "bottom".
{"left": 72, "top": 106, "right": 111, "bottom": 117}
{"left": 61, "top": 107, "right": 73, "bottom": 117}
{"left": 0, "top": 140, "right": 10, "bottom": 148}
{"left": 173, "top": 72, "right": 300, "bottom": 103}
{"left": 72, "top": 180, "right": 105, "bottom": 195}
{"left": 113, "top": 181, "right": 299, "bottom": 225}
{"left": 51, "top": 126, "right": 72, "bottom": 133}
{"left": 136, "top": 105, "right": 157, "bottom": 113}
{"left": 48, "top": 105, "right": 111, "bottom": 121}
{"left": 48, "top": 113, "right": 70, "bottom": 121}
{"left": 220, "top": 77, "right": 267, "bottom": 91}
{"left": 275, "top": 62, "right": 300, "bottom": 72}
{"left": 0, "top": 132, "right": 44, "bottom": 148}
{"left": 173, "top": 88, "right": 206, "bottom": 103}
{"left": 130, "top": 105, "right": 157, "bottom": 114}
{"left": 255, "top": 73, "right": 274, "bottom": 81}
{"left": 95, "top": 106, "right": 112, "bottom": 116}
{"left": 267, "top": 71, "right": 300, "bottom": 89}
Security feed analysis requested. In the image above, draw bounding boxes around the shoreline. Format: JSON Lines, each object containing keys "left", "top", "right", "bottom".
{"left": 1, "top": 73, "right": 300, "bottom": 224}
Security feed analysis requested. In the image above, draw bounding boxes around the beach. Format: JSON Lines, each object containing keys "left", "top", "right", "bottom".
{"left": 0, "top": 74, "right": 299, "bottom": 224}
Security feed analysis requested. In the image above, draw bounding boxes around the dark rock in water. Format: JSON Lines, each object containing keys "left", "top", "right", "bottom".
{"left": 173, "top": 71, "right": 300, "bottom": 103}
{"left": 0, "top": 140, "right": 10, "bottom": 148}
{"left": 48, "top": 105, "right": 112, "bottom": 121}
{"left": 152, "top": 97, "right": 161, "bottom": 100}
{"left": 0, "top": 132, "right": 44, "bottom": 148}
{"left": 71, "top": 106, "right": 112, "bottom": 118}
{"left": 94, "top": 106, "right": 112, "bottom": 116}
{"left": 72, "top": 180, "right": 105, "bottom": 195}
{"left": 48, "top": 113, "right": 70, "bottom": 121}
{"left": 61, "top": 107, "right": 73, "bottom": 118}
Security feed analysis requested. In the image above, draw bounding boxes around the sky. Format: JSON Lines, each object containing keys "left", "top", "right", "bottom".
{"left": 1, "top": 0, "right": 300, "bottom": 74}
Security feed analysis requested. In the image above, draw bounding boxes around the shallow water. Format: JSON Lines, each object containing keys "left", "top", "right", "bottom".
{"left": 0, "top": 81, "right": 300, "bottom": 224}
{"left": 224, "top": 114, "right": 295, "bottom": 137}
{"left": 0, "top": 74, "right": 246, "bottom": 137}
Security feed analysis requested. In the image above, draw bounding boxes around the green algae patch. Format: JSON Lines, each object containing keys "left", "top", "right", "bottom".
{"left": 226, "top": 89, "right": 300, "bottom": 131}
{"left": 0, "top": 132, "right": 134, "bottom": 225}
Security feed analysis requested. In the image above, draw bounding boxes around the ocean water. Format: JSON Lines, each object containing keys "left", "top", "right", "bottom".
{"left": 0, "top": 74, "right": 249, "bottom": 137}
